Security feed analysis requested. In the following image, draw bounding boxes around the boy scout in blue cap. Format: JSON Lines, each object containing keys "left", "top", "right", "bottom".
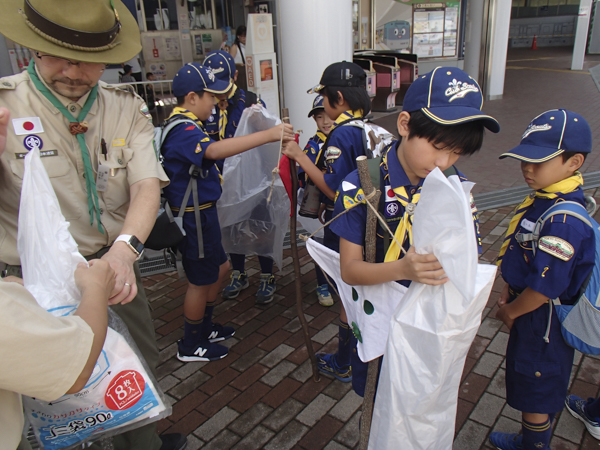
{"left": 302, "top": 95, "right": 334, "bottom": 306}
{"left": 490, "top": 109, "right": 596, "bottom": 450}
{"left": 283, "top": 60, "right": 374, "bottom": 382}
{"left": 202, "top": 50, "right": 277, "bottom": 305}
{"left": 161, "top": 62, "right": 293, "bottom": 362}
{"left": 329, "top": 67, "right": 499, "bottom": 395}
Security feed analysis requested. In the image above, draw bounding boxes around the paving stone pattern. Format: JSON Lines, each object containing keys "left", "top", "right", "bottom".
{"left": 146, "top": 49, "right": 600, "bottom": 449}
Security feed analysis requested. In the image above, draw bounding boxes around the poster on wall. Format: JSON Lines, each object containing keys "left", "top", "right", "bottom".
{"left": 374, "top": 0, "right": 460, "bottom": 59}
{"left": 165, "top": 36, "right": 181, "bottom": 60}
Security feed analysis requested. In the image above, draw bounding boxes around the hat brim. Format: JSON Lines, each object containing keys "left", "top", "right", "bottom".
{"left": 421, "top": 106, "right": 500, "bottom": 133}
{"left": 0, "top": 0, "right": 141, "bottom": 64}
{"left": 307, "top": 84, "right": 324, "bottom": 94}
{"left": 499, "top": 144, "right": 564, "bottom": 163}
{"left": 308, "top": 106, "right": 324, "bottom": 117}
{"left": 204, "top": 78, "right": 233, "bottom": 95}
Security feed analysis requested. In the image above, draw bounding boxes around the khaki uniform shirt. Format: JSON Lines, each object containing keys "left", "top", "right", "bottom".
{"left": 0, "top": 70, "right": 169, "bottom": 264}
{"left": 0, "top": 280, "right": 93, "bottom": 450}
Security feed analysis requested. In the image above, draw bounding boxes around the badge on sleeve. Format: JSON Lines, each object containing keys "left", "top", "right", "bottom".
{"left": 538, "top": 236, "right": 574, "bottom": 261}
{"left": 324, "top": 146, "right": 341, "bottom": 161}
{"left": 139, "top": 103, "right": 152, "bottom": 119}
{"left": 13, "top": 117, "right": 44, "bottom": 135}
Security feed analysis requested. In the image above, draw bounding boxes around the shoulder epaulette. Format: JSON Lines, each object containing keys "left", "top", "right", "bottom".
{"left": 0, "top": 79, "right": 15, "bottom": 90}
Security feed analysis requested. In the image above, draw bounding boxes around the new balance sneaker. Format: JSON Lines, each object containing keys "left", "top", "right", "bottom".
{"left": 316, "top": 352, "right": 352, "bottom": 382}
{"left": 205, "top": 322, "right": 235, "bottom": 343}
{"left": 489, "top": 432, "right": 522, "bottom": 450}
{"left": 177, "top": 339, "right": 228, "bottom": 362}
{"left": 256, "top": 273, "right": 276, "bottom": 305}
{"left": 566, "top": 395, "right": 600, "bottom": 440}
{"left": 317, "top": 284, "right": 334, "bottom": 307}
{"left": 222, "top": 270, "right": 249, "bottom": 299}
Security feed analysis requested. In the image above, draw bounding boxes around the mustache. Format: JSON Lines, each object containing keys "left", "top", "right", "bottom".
{"left": 51, "top": 77, "right": 91, "bottom": 87}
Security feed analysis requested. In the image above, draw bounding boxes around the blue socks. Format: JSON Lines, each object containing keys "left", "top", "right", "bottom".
{"left": 183, "top": 316, "right": 203, "bottom": 350}
{"left": 586, "top": 398, "right": 600, "bottom": 419}
{"left": 201, "top": 301, "right": 215, "bottom": 339}
{"left": 337, "top": 321, "right": 356, "bottom": 367}
{"left": 522, "top": 417, "right": 551, "bottom": 450}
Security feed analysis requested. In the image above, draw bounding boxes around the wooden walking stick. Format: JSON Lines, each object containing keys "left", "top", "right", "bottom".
{"left": 282, "top": 108, "right": 320, "bottom": 382}
{"left": 356, "top": 155, "right": 382, "bottom": 450}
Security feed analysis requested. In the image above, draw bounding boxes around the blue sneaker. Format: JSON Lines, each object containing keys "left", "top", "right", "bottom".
{"left": 177, "top": 339, "right": 228, "bottom": 362}
{"left": 566, "top": 394, "right": 600, "bottom": 440}
{"left": 256, "top": 273, "right": 276, "bottom": 305}
{"left": 317, "top": 284, "right": 333, "bottom": 306}
{"left": 316, "top": 352, "right": 352, "bottom": 382}
{"left": 206, "top": 323, "right": 235, "bottom": 343}
{"left": 489, "top": 432, "right": 522, "bottom": 450}
{"left": 222, "top": 270, "right": 249, "bottom": 299}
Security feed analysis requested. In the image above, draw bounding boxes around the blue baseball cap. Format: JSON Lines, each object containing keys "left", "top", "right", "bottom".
{"left": 172, "top": 63, "right": 232, "bottom": 97}
{"left": 500, "top": 109, "right": 592, "bottom": 163}
{"left": 308, "top": 95, "right": 325, "bottom": 117}
{"left": 402, "top": 66, "right": 500, "bottom": 133}
{"left": 203, "top": 50, "right": 236, "bottom": 81}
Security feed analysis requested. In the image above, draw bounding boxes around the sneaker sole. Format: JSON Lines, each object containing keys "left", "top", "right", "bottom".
{"left": 318, "top": 299, "right": 334, "bottom": 307}
{"left": 317, "top": 366, "right": 352, "bottom": 383}
{"left": 256, "top": 296, "right": 274, "bottom": 305}
{"left": 177, "top": 352, "right": 228, "bottom": 362}
{"left": 208, "top": 330, "right": 235, "bottom": 343}
{"left": 221, "top": 280, "right": 250, "bottom": 299}
{"left": 566, "top": 402, "right": 600, "bottom": 440}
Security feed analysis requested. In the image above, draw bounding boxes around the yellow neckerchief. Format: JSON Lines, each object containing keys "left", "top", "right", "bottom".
{"left": 496, "top": 171, "right": 583, "bottom": 265}
{"left": 169, "top": 106, "right": 202, "bottom": 125}
{"left": 316, "top": 130, "right": 327, "bottom": 143}
{"left": 331, "top": 109, "right": 363, "bottom": 130}
{"left": 382, "top": 149, "right": 422, "bottom": 262}
{"left": 216, "top": 85, "right": 237, "bottom": 139}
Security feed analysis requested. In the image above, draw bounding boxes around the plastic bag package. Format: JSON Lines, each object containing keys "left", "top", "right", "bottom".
{"left": 18, "top": 148, "right": 170, "bottom": 450}
{"left": 218, "top": 105, "right": 290, "bottom": 269}
{"left": 306, "top": 239, "right": 406, "bottom": 362}
{"left": 368, "top": 169, "right": 496, "bottom": 450}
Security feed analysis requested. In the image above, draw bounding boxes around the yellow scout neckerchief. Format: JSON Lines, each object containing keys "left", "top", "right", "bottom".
{"left": 169, "top": 106, "right": 202, "bottom": 124}
{"left": 382, "top": 149, "right": 422, "bottom": 262}
{"left": 332, "top": 110, "right": 363, "bottom": 130}
{"left": 218, "top": 85, "right": 238, "bottom": 140}
{"left": 496, "top": 172, "right": 583, "bottom": 265}
{"left": 316, "top": 130, "right": 327, "bottom": 142}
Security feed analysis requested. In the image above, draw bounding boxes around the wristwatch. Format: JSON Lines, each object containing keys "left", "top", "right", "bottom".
{"left": 114, "top": 234, "right": 144, "bottom": 260}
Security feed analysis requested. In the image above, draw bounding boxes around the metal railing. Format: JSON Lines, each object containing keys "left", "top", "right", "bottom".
{"left": 111, "top": 80, "right": 176, "bottom": 126}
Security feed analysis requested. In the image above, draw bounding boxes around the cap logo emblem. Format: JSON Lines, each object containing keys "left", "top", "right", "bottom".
{"left": 316, "top": 95, "right": 323, "bottom": 103}
{"left": 522, "top": 124, "right": 552, "bottom": 140}
{"left": 206, "top": 68, "right": 216, "bottom": 82}
{"left": 343, "top": 69, "right": 353, "bottom": 80}
{"left": 445, "top": 79, "right": 479, "bottom": 102}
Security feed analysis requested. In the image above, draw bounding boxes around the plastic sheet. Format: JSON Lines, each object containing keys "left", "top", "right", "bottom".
{"left": 368, "top": 168, "right": 496, "bottom": 450}
{"left": 218, "top": 105, "right": 291, "bottom": 269}
{"left": 18, "top": 147, "right": 169, "bottom": 450}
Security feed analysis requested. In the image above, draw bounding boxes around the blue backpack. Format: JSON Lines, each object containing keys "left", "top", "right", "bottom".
{"left": 520, "top": 200, "right": 600, "bottom": 354}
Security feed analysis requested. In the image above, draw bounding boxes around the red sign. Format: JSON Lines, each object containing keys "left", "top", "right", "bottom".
{"left": 105, "top": 370, "right": 145, "bottom": 410}
{"left": 246, "top": 56, "right": 255, "bottom": 88}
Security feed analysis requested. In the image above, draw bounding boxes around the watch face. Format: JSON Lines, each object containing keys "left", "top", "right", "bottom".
{"left": 130, "top": 235, "right": 144, "bottom": 254}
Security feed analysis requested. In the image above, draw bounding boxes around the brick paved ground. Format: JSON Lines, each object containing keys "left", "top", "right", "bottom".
{"left": 146, "top": 48, "right": 600, "bottom": 449}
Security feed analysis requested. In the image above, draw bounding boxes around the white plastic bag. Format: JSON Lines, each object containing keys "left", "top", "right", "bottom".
{"left": 218, "top": 105, "right": 291, "bottom": 269}
{"left": 18, "top": 147, "right": 169, "bottom": 450}
{"left": 368, "top": 168, "right": 496, "bottom": 450}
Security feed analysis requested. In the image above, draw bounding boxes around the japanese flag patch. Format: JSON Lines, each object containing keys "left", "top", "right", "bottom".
{"left": 12, "top": 117, "right": 43, "bottom": 135}
{"left": 384, "top": 185, "right": 395, "bottom": 202}
{"left": 538, "top": 236, "right": 574, "bottom": 261}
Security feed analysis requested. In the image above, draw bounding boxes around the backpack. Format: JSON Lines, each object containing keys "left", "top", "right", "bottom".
{"left": 516, "top": 199, "right": 600, "bottom": 355}
{"left": 145, "top": 117, "right": 205, "bottom": 255}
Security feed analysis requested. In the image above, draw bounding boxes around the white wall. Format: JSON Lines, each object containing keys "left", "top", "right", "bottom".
{"left": 487, "top": 0, "right": 511, "bottom": 100}
{"left": 279, "top": 0, "right": 353, "bottom": 147}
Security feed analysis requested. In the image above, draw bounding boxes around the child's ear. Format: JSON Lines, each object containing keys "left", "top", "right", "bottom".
{"left": 567, "top": 153, "right": 585, "bottom": 171}
{"left": 397, "top": 111, "right": 411, "bottom": 137}
{"left": 336, "top": 91, "right": 344, "bottom": 106}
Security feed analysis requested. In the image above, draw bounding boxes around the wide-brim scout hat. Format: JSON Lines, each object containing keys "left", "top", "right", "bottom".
{"left": 308, "top": 95, "right": 325, "bottom": 117}
{"left": 307, "top": 61, "right": 367, "bottom": 94}
{"left": 402, "top": 66, "right": 500, "bottom": 133}
{"left": 204, "top": 50, "right": 237, "bottom": 82}
{"left": 500, "top": 109, "right": 592, "bottom": 163}
{"left": 0, "top": 0, "right": 141, "bottom": 64}
{"left": 172, "top": 63, "right": 232, "bottom": 97}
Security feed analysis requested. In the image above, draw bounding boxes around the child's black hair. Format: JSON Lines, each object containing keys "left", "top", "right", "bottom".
{"left": 562, "top": 151, "right": 588, "bottom": 163}
{"left": 406, "top": 110, "right": 485, "bottom": 156}
{"left": 321, "top": 85, "right": 371, "bottom": 116}
{"left": 176, "top": 90, "right": 205, "bottom": 106}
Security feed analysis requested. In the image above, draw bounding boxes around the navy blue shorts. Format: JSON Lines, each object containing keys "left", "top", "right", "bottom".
{"left": 505, "top": 302, "right": 575, "bottom": 414}
{"left": 179, "top": 206, "right": 228, "bottom": 286}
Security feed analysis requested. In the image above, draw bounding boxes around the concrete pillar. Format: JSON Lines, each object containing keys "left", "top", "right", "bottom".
{"left": 463, "top": 0, "right": 484, "bottom": 82}
{"left": 572, "top": 0, "right": 593, "bottom": 71}
{"left": 279, "top": 0, "right": 353, "bottom": 147}
{"left": 486, "top": 0, "right": 511, "bottom": 101}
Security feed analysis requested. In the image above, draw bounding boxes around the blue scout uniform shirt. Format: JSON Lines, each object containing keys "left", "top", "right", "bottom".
{"left": 500, "top": 190, "right": 595, "bottom": 304}
{"left": 161, "top": 111, "right": 222, "bottom": 208}
{"left": 322, "top": 110, "right": 366, "bottom": 207}
{"left": 204, "top": 86, "right": 265, "bottom": 140}
{"left": 330, "top": 140, "right": 482, "bottom": 287}
{"left": 299, "top": 130, "right": 327, "bottom": 188}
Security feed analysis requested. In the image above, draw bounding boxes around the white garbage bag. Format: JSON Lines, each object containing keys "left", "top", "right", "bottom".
{"left": 368, "top": 168, "right": 496, "bottom": 450}
{"left": 18, "top": 147, "right": 169, "bottom": 450}
{"left": 218, "top": 105, "right": 290, "bottom": 269}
